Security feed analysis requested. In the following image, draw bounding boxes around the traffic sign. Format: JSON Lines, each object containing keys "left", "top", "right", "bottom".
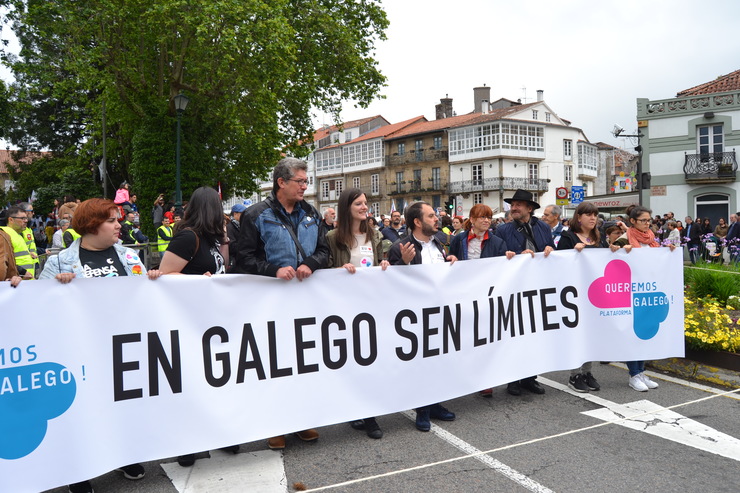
{"left": 571, "top": 186, "right": 585, "bottom": 204}
{"left": 555, "top": 187, "right": 569, "bottom": 206}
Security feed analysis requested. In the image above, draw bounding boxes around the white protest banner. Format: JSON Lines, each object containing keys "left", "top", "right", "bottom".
{"left": 0, "top": 248, "right": 684, "bottom": 492}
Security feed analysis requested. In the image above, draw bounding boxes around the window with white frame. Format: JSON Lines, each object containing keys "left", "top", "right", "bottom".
{"left": 396, "top": 171, "right": 404, "bottom": 194}
{"left": 528, "top": 162, "right": 539, "bottom": 184}
{"left": 545, "top": 112, "right": 551, "bottom": 122}
{"left": 472, "top": 163, "right": 482, "bottom": 185}
{"left": 335, "top": 179, "right": 343, "bottom": 196}
{"left": 397, "top": 143, "right": 405, "bottom": 156}
{"left": 448, "top": 123, "right": 544, "bottom": 156}
{"left": 371, "top": 202, "right": 379, "bottom": 217}
{"left": 315, "top": 148, "right": 343, "bottom": 172}
{"left": 698, "top": 124, "right": 724, "bottom": 158}
{"left": 345, "top": 131, "right": 352, "bottom": 142}
{"left": 433, "top": 136, "right": 443, "bottom": 149}
{"left": 563, "top": 139, "right": 573, "bottom": 160}
{"left": 371, "top": 174, "right": 379, "bottom": 195}
{"left": 473, "top": 192, "right": 483, "bottom": 205}
{"left": 532, "top": 110, "right": 538, "bottom": 120}
{"left": 343, "top": 140, "right": 383, "bottom": 168}
{"left": 564, "top": 164, "right": 573, "bottom": 182}
{"left": 432, "top": 167, "right": 440, "bottom": 189}
{"left": 577, "top": 143, "right": 597, "bottom": 172}
{"left": 321, "top": 181, "right": 330, "bottom": 200}
{"left": 352, "top": 176, "right": 360, "bottom": 188}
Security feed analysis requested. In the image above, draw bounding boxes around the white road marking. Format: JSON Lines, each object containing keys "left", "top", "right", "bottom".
{"left": 161, "top": 449, "right": 287, "bottom": 493}
{"left": 401, "top": 410, "right": 554, "bottom": 493}
{"left": 609, "top": 363, "right": 740, "bottom": 401}
{"left": 539, "top": 376, "right": 740, "bottom": 462}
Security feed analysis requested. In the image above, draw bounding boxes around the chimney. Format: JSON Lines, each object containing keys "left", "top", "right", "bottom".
{"left": 435, "top": 95, "right": 454, "bottom": 120}
{"left": 537, "top": 89, "right": 544, "bottom": 102}
{"left": 473, "top": 85, "right": 491, "bottom": 113}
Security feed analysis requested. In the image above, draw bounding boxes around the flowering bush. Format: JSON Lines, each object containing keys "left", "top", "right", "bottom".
{"left": 684, "top": 296, "right": 740, "bottom": 352}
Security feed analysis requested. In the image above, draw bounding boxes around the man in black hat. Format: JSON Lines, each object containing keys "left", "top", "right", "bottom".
{"left": 494, "top": 189, "right": 555, "bottom": 396}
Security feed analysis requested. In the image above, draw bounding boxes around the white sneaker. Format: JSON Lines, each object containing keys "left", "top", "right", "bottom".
{"left": 639, "top": 372, "right": 659, "bottom": 389}
{"left": 629, "top": 375, "right": 649, "bottom": 392}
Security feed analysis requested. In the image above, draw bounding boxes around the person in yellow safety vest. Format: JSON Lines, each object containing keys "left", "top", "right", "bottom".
{"left": 18, "top": 201, "right": 38, "bottom": 257}
{"left": 0, "top": 206, "right": 36, "bottom": 279}
{"left": 63, "top": 227, "right": 82, "bottom": 248}
{"left": 156, "top": 216, "right": 173, "bottom": 254}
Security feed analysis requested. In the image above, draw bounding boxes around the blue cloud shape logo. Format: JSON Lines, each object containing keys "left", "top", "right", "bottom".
{"left": 0, "top": 362, "right": 77, "bottom": 459}
{"left": 632, "top": 292, "right": 670, "bottom": 340}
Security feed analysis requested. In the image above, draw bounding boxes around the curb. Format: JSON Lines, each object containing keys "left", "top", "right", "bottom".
{"left": 649, "top": 358, "right": 740, "bottom": 389}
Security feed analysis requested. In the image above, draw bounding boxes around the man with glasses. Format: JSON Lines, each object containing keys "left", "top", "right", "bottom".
{"left": 382, "top": 210, "right": 407, "bottom": 243}
{"left": 234, "top": 157, "right": 328, "bottom": 450}
{"left": 18, "top": 202, "right": 39, "bottom": 259}
{"left": 0, "top": 206, "right": 36, "bottom": 279}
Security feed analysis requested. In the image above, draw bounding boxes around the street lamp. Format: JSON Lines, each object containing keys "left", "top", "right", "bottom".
{"left": 612, "top": 124, "right": 645, "bottom": 206}
{"left": 174, "top": 93, "right": 190, "bottom": 208}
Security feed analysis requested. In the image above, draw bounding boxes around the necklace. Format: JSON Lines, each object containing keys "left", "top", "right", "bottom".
{"left": 577, "top": 233, "right": 594, "bottom": 244}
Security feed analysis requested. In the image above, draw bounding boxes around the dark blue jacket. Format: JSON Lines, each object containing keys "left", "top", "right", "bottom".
{"left": 449, "top": 229, "right": 508, "bottom": 260}
{"left": 494, "top": 217, "right": 555, "bottom": 253}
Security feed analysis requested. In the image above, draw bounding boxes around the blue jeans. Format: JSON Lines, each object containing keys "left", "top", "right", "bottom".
{"left": 626, "top": 360, "right": 645, "bottom": 377}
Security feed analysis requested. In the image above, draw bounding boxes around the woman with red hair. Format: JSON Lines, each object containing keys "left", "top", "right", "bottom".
{"left": 39, "top": 198, "right": 160, "bottom": 493}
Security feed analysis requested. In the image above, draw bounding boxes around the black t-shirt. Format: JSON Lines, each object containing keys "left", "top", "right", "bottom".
{"left": 167, "top": 229, "right": 225, "bottom": 275}
{"left": 78, "top": 245, "right": 129, "bottom": 278}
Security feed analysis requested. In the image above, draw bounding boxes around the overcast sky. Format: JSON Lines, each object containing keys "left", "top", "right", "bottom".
{"left": 330, "top": 0, "right": 740, "bottom": 149}
{"left": 3, "top": 1, "right": 740, "bottom": 150}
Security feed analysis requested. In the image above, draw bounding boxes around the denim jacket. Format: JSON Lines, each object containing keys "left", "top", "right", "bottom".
{"left": 38, "top": 239, "right": 147, "bottom": 279}
{"left": 234, "top": 193, "right": 329, "bottom": 277}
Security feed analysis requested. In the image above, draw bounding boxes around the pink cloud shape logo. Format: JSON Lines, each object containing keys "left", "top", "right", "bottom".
{"left": 588, "top": 260, "right": 632, "bottom": 308}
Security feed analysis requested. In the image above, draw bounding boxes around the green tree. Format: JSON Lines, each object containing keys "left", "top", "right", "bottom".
{"left": 1, "top": 0, "right": 388, "bottom": 215}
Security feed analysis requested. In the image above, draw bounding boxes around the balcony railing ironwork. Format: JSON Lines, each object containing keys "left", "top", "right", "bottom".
{"left": 684, "top": 151, "right": 737, "bottom": 181}
{"left": 387, "top": 147, "right": 448, "bottom": 166}
{"left": 448, "top": 177, "right": 549, "bottom": 194}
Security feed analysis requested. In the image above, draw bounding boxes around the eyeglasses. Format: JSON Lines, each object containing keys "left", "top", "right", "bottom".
{"left": 9, "top": 216, "right": 28, "bottom": 221}
{"left": 474, "top": 216, "right": 493, "bottom": 221}
{"left": 636, "top": 218, "right": 651, "bottom": 223}
{"left": 286, "top": 178, "right": 309, "bottom": 186}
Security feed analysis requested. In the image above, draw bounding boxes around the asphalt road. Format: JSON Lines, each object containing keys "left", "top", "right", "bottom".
{"left": 43, "top": 363, "right": 739, "bottom": 493}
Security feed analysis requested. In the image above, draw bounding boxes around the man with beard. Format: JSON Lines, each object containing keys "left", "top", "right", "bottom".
{"left": 382, "top": 210, "right": 407, "bottom": 243}
{"left": 388, "top": 201, "right": 458, "bottom": 432}
{"left": 495, "top": 189, "right": 554, "bottom": 397}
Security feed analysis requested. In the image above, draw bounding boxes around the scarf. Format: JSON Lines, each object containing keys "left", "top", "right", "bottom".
{"left": 627, "top": 227, "right": 659, "bottom": 248}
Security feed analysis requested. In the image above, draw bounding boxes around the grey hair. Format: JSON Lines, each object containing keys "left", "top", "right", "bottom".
{"left": 546, "top": 204, "right": 561, "bottom": 218}
{"left": 59, "top": 219, "right": 71, "bottom": 227}
{"left": 272, "top": 157, "right": 308, "bottom": 194}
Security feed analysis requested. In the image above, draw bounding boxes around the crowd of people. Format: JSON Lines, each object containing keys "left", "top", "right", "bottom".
{"left": 1, "top": 156, "right": 738, "bottom": 492}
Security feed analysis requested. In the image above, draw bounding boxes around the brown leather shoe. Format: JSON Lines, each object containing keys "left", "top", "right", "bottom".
{"left": 267, "top": 436, "right": 285, "bottom": 449}
{"left": 295, "top": 429, "right": 319, "bottom": 442}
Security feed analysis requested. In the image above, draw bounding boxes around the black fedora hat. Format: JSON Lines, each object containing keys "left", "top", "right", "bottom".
{"left": 504, "top": 189, "right": 540, "bottom": 210}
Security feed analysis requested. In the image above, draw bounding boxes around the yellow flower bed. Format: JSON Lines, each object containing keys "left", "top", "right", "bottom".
{"left": 684, "top": 296, "right": 740, "bottom": 353}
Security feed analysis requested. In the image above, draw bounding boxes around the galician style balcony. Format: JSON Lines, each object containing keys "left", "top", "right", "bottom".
{"left": 684, "top": 151, "right": 737, "bottom": 183}
{"left": 448, "top": 177, "right": 549, "bottom": 195}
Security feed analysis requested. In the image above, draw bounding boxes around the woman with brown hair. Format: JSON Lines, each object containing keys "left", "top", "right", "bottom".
{"left": 613, "top": 204, "right": 675, "bottom": 391}
{"left": 1, "top": 226, "right": 21, "bottom": 287}
{"left": 556, "top": 202, "right": 612, "bottom": 393}
{"left": 326, "top": 187, "right": 389, "bottom": 438}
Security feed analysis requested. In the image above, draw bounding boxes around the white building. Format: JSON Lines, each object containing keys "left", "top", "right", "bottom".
{"left": 446, "top": 87, "right": 597, "bottom": 215}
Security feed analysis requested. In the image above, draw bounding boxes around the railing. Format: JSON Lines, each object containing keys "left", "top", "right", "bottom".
{"left": 684, "top": 151, "right": 737, "bottom": 181}
{"left": 448, "top": 177, "right": 549, "bottom": 194}
{"left": 387, "top": 147, "right": 448, "bottom": 166}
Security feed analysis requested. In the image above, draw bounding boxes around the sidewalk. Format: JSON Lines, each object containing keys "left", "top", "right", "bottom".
{"left": 649, "top": 357, "right": 740, "bottom": 389}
